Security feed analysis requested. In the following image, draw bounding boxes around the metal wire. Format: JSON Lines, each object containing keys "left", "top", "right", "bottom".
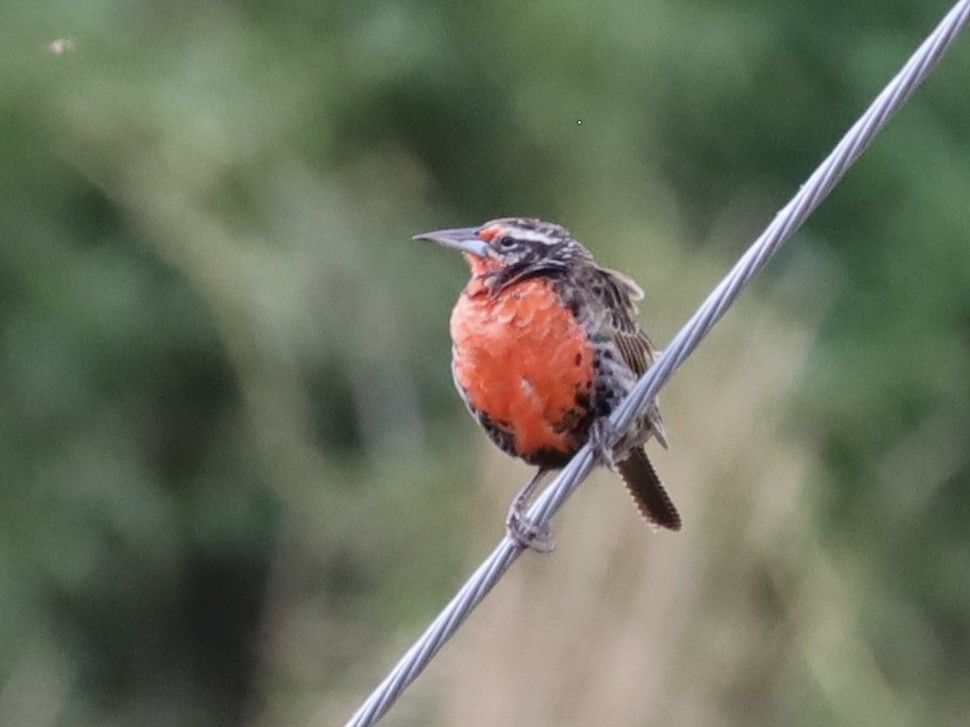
{"left": 346, "top": 3, "right": 970, "bottom": 725}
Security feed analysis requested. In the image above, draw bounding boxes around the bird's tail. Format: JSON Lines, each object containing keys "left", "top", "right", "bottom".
{"left": 616, "top": 446, "right": 681, "bottom": 531}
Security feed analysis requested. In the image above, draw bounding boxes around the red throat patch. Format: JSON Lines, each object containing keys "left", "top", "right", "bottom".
{"left": 450, "top": 277, "right": 595, "bottom": 460}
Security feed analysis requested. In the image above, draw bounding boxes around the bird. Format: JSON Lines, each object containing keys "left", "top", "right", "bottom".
{"left": 413, "top": 217, "right": 680, "bottom": 548}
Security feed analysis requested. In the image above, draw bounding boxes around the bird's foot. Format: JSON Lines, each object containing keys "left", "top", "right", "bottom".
{"left": 506, "top": 505, "right": 555, "bottom": 553}
{"left": 588, "top": 418, "right": 619, "bottom": 469}
{"left": 504, "top": 471, "right": 554, "bottom": 553}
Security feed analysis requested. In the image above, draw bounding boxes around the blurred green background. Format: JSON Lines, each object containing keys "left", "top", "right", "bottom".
{"left": 2, "top": 1, "right": 970, "bottom": 725}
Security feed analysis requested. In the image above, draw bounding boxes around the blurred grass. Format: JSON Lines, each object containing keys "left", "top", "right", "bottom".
{"left": 1, "top": 1, "right": 969, "bottom": 726}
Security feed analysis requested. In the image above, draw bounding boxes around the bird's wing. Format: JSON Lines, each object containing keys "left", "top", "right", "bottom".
{"left": 594, "top": 267, "right": 658, "bottom": 378}
{"left": 593, "top": 267, "right": 668, "bottom": 448}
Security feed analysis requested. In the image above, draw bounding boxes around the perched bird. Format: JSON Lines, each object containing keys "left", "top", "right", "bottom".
{"left": 414, "top": 217, "right": 680, "bottom": 547}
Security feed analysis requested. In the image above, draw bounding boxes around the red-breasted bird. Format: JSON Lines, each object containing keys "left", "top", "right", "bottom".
{"left": 414, "top": 217, "right": 680, "bottom": 547}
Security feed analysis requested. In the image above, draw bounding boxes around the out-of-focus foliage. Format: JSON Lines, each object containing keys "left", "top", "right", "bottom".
{"left": 1, "top": 1, "right": 969, "bottom": 725}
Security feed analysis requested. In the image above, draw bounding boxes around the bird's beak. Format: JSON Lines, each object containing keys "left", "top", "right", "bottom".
{"left": 412, "top": 227, "right": 493, "bottom": 258}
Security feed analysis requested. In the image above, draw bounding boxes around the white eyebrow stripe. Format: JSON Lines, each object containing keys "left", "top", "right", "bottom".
{"left": 512, "top": 229, "right": 557, "bottom": 244}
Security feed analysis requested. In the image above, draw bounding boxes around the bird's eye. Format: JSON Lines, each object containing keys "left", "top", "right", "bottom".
{"left": 496, "top": 236, "right": 517, "bottom": 249}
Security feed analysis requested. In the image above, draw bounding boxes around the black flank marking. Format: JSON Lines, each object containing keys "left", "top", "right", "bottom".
{"left": 527, "top": 447, "right": 573, "bottom": 470}
{"left": 475, "top": 410, "right": 518, "bottom": 458}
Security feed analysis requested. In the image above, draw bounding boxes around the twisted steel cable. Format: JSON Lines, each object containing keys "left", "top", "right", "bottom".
{"left": 347, "top": 2, "right": 970, "bottom": 724}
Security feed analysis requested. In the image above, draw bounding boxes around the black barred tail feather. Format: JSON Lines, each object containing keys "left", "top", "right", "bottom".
{"left": 616, "top": 447, "right": 681, "bottom": 531}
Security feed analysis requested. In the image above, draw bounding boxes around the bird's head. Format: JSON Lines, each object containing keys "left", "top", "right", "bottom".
{"left": 413, "top": 217, "right": 593, "bottom": 282}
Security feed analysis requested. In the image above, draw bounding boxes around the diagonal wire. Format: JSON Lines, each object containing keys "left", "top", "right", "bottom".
{"left": 346, "top": 2, "right": 970, "bottom": 725}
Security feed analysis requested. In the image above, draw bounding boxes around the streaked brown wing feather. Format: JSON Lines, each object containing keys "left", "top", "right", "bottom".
{"left": 594, "top": 268, "right": 668, "bottom": 449}
{"left": 596, "top": 268, "right": 658, "bottom": 377}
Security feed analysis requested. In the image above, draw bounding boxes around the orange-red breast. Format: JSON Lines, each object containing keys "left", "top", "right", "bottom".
{"left": 414, "top": 217, "right": 680, "bottom": 544}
